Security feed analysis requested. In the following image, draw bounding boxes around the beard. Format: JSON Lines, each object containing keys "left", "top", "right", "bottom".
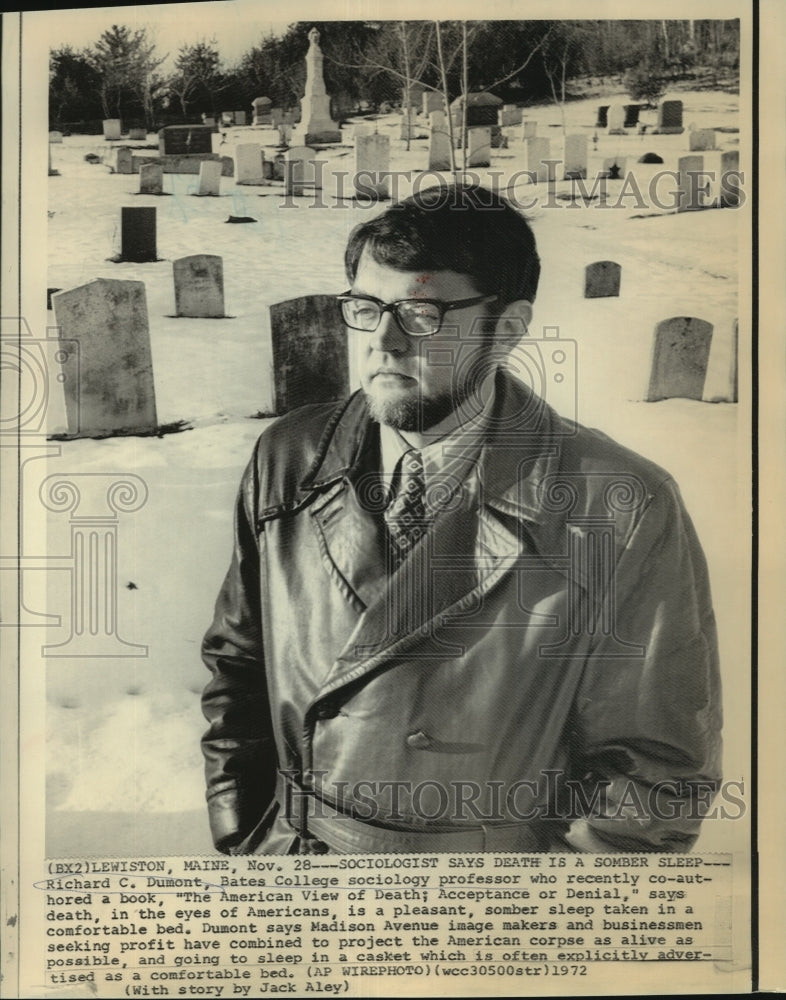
{"left": 365, "top": 389, "right": 458, "bottom": 432}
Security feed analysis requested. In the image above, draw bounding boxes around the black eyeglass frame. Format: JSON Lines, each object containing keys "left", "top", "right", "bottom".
{"left": 337, "top": 291, "right": 499, "bottom": 337}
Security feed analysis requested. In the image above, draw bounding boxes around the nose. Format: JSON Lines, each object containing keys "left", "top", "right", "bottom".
{"left": 368, "top": 309, "right": 410, "bottom": 354}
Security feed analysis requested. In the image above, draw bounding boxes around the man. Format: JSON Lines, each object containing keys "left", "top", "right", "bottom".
{"left": 201, "top": 183, "right": 721, "bottom": 855}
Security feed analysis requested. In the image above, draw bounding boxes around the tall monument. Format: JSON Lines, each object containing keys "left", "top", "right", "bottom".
{"left": 291, "top": 28, "right": 342, "bottom": 145}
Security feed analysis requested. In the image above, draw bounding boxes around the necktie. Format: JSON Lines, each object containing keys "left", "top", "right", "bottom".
{"left": 384, "top": 449, "right": 427, "bottom": 559}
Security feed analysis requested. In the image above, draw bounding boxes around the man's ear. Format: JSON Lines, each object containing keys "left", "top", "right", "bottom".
{"left": 494, "top": 300, "right": 533, "bottom": 348}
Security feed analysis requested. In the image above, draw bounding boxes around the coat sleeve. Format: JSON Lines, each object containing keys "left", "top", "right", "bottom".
{"left": 564, "top": 478, "right": 723, "bottom": 852}
{"left": 201, "top": 444, "right": 277, "bottom": 854}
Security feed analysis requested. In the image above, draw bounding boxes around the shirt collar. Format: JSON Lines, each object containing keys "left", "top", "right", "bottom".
{"left": 379, "top": 371, "right": 497, "bottom": 498}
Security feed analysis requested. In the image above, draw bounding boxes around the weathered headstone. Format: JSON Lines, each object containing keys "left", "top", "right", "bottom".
{"left": 270, "top": 295, "right": 349, "bottom": 414}
{"left": 720, "top": 150, "right": 741, "bottom": 207}
{"left": 51, "top": 279, "right": 158, "bottom": 436}
{"left": 120, "top": 207, "right": 157, "bottom": 263}
{"left": 428, "top": 111, "right": 452, "bottom": 170}
{"left": 677, "top": 154, "right": 709, "bottom": 212}
{"left": 595, "top": 106, "right": 608, "bottom": 128}
{"left": 451, "top": 92, "right": 502, "bottom": 128}
{"left": 158, "top": 125, "right": 213, "bottom": 155}
{"left": 645, "top": 317, "right": 713, "bottom": 402}
{"left": 291, "top": 29, "right": 341, "bottom": 144}
{"left": 115, "top": 147, "right": 134, "bottom": 175}
{"left": 128, "top": 127, "right": 147, "bottom": 140}
{"left": 103, "top": 119, "right": 122, "bottom": 141}
{"left": 653, "top": 99, "right": 684, "bottom": 134}
{"left": 584, "top": 261, "right": 622, "bottom": 298}
{"left": 467, "top": 126, "right": 491, "bottom": 168}
{"left": 284, "top": 146, "right": 318, "bottom": 195}
{"left": 235, "top": 110, "right": 247, "bottom": 126}
{"left": 49, "top": 131, "right": 63, "bottom": 144}
{"left": 252, "top": 96, "right": 272, "bottom": 126}
{"left": 139, "top": 163, "right": 163, "bottom": 195}
{"left": 526, "top": 137, "right": 553, "bottom": 183}
{"left": 522, "top": 121, "right": 537, "bottom": 139}
{"left": 354, "top": 133, "right": 390, "bottom": 199}
{"left": 499, "top": 104, "right": 522, "bottom": 127}
{"left": 221, "top": 111, "right": 234, "bottom": 125}
{"left": 624, "top": 104, "right": 641, "bottom": 128}
{"left": 689, "top": 128, "right": 717, "bottom": 151}
{"left": 173, "top": 255, "right": 225, "bottom": 318}
{"left": 197, "top": 159, "right": 222, "bottom": 196}
{"left": 563, "top": 135, "right": 588, "bottom": 180}
{"left": 607, "top": 104, "right": 626, "bottom": 134}
{"left": 423, "top": 92, "right": 444, "bottom": 116}
{"left": 235, "top": 143, "right": 266, "bottom": 185}
{"left": 270, "top": 107, "right": 284, "bottom": 127}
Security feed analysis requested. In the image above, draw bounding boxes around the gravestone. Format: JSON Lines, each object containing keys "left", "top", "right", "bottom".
{"left": 291, "top": 29, "right": 341, "bottom": 144}
{"left": 49, "top": 131, "right": 63, "bottom": 144}
{"left": 653, "top": 99, "right": 684, "bottom": 134}
{"left": 197, "top": 159, "right": 222, "bottom": 196}
{"left": 158, "top": 125, "right": 213, "bottom": 155}
{"left": 624, "top": 104, "right": 641, "bottom": 128}
{"left": 103, "top": 119, "right": 122, "bottom": 141}
{"left": 252, "top": 96, "right": 272, "bottom": 126}
{"left": 720, "top": 150, "right": 741, "bottom": 207}
{"left": 128, "top": 127, "right": 147, "bottom": 140}
{"left": 221, "top": 111, "right": 234, "bottom": 125}
{"left": 595, "top": 106, "right": 608, "bottom": 128}
{"left": 235, "top": 143, "right": 266, "bottom": 185}
{"left": 173, "top": 255, "right": 224, "bottom": 318}
{"left": 526, "top": 137, "right": 553, "bottom": 182}
{"left": 423, "top": 92, "right": 444, "bottom": 116}
{"left": 51, "top": 279, "right": 158, "bottom": 436}
{"left": 115, "top": 147, "right": 134, "bottom": 174}
{"left": 139, "top": 163, "right": 163, "bottom": 195}
{"left": 270, "top": 107, "right": 284, "bottom": 127}
{"left": 499, "top": 104, "right": 522, "bottom": 127}
{"left": 645, "top": 317, "right": 713, "bottom": 402}
{"left": 120, "top": 207, "right": 157, "bottom": 262}
{"left": 522, "top": 121, "right": 537, "bottom": 139}
{"left": 584, "top": 261, "right": 622, "bottom": 298}
{"left": 563, "top": 135, "right": 588, "bottom": 179}
{"left": 270, "top": 295, "right": 349, "bottom": 415}
{"left": 451, "top": 92, "right": 502, "bottom": 128}
{"left": 202, "top": 116, "right": 216, "bottom": 128}
{"left": 428, "top": 111, "right": 452, "bottom": 170}
{"left": 355, "top": 133, "right": 390, "bottom": 199}
{"left": 607, "top": 104, "right": 626, "bottom": 134}
{"left": 689, "top": 128, "right": 717, "bottom": 151}
{"left": 467, "top": 126, "right": 491, "bottom": 168}
{"left": 599, "top": 156, "right": 627, "bottom": 179}
{"left": 677, "top": 154, "right": 709, "bottom": 212}
{"left": 235, "top": 110, "right": 247, "bottom": 126}
{"left": 284, "top": 146, "right": 318, "bottom": 195}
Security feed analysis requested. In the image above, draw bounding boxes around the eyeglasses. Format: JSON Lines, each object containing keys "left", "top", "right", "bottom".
{"left": 337, "top": 292, "right": 498, "bottom": 337}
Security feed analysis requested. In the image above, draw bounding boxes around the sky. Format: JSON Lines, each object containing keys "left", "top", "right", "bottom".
{"left": 29, "top": 2, "right": 295, "bottom": 69}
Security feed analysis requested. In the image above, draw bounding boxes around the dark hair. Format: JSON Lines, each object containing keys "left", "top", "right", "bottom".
{"left": 344, "top": 183, "right": 540, "bottom": 307}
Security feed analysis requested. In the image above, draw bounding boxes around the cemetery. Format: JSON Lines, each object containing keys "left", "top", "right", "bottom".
{"left": 42, "top": 53, "right": 742, "bottom": 855}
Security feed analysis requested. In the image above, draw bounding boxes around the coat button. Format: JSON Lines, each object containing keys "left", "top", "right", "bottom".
{"left": 315, "top": 700, "right": 339, "bottom": 720}
{"left": 406, "top": 731, "right": 432, "bottom": 750}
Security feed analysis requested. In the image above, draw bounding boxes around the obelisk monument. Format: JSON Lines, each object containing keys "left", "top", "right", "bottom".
{"left": 291, "top": 28, "right": 342, "bottom": 145}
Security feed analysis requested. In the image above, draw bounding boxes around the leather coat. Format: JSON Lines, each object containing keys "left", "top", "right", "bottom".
{"left": 201, "top": 370, "right": 722, "bottom": 854}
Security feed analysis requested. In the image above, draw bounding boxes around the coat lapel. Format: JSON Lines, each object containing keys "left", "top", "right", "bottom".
{"left": 301, "top": 372, "right": 572, "bottom": 701}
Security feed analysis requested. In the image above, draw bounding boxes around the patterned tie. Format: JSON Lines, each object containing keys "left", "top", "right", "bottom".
{"left": 384, "top": 449, "right": 427, "bottom": 559}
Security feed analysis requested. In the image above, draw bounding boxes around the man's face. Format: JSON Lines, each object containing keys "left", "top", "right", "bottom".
{"left": 352, "top": 249, "right": 497, "bottom": 433}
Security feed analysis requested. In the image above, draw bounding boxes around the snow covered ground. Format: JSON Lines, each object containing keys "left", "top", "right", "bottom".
{"left": 40, "top": 88, "right": 749, "bottom": 856}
